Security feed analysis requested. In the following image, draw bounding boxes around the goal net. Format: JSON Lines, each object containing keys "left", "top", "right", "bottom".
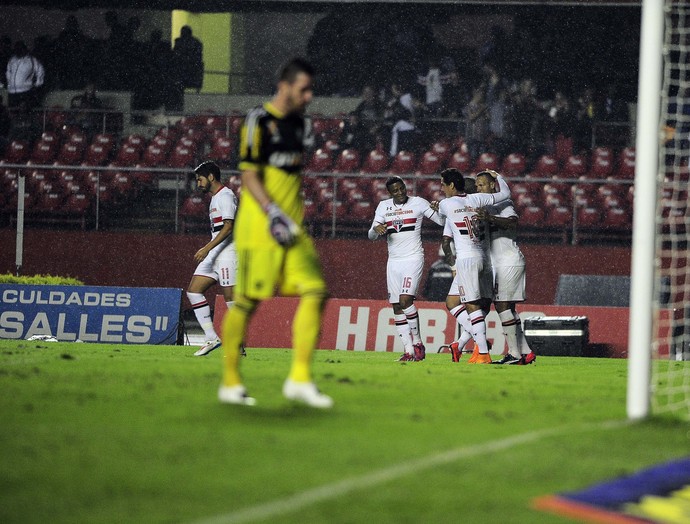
{"left": 652, "top": 1, "right": 690, "bottom": 419}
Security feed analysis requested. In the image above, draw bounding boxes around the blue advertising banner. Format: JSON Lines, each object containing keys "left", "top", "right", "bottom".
{"left": 0, "top": 285, "right": 182, "bottom": 345}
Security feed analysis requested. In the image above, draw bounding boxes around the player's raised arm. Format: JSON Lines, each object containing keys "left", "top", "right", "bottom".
{"left": 478, "top": 170, "right": 511, "bottom": 204}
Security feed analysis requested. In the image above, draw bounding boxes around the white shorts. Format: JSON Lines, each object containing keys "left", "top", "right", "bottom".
{"left": 448, "top": 255, "right": 493, "bottom": 303}
{"left": 194, "top": 244, "right": 238, "bottom": 288}
{"left": 387, "top": 255, "right": 424, "bottom": 304}
{"left": 492, "top": 264, "right": 526, "bottom": 302}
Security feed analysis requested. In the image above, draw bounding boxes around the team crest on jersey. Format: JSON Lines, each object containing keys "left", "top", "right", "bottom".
{"left": 392, "top": 215, "right": 404, "bottom": 232}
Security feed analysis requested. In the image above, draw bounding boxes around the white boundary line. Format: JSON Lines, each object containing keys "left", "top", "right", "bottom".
{"left": 191, "top": 419, "right": 629, "bottom": 524}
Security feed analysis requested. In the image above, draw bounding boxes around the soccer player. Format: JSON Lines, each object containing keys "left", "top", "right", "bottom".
{"left": 219, "top": 57, "right": 333, "bottom": 408}
{"left": 368, "top": 176, "right": 444, "bottom": 361}
{"left": 475, "top": 171, "right": 536, "bottom": 365}
{"left": 186, "top": 161, "right": 241, "bottom": 357}
{"left": 436, "top": 168, "right": 511, "bottom": 364}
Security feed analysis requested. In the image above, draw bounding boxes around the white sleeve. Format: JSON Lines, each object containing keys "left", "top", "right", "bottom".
{"left": 368, "top": 202, "right": 386, "bottom": 240}
{"left": 218, "top": 190, "right": 237, "bottom": 220}
{"left": 491, "top": 175, "right": 511, "bottom": 205}
{"left": 420, "top": 197, "right": 445, "bottom": 226}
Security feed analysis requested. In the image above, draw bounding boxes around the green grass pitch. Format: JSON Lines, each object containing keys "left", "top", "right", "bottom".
{"left": 1, "top": 339, "right": 688, "bottom": 524}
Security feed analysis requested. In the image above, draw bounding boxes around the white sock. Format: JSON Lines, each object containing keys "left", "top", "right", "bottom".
{"left": 402, "top": 304, "right": 421, "bottom": 344}
{"left": 394, "top": 313, "right": 413, "bottom": 352}
{"left": 187, "top": 291, "right": 218, "bottom": 341}
{"left": 499, "top": 309, "right": 521, "bottom": 359}
{"left": 450, "top": 305, "right": 473, "bottom": 349}
{"left": 469, "top": 310, "right": 489, "bottom": 353}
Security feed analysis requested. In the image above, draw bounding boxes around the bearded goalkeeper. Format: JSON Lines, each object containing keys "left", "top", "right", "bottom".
{"left": 218, "top": 57, "right": 332, "bottom": 408}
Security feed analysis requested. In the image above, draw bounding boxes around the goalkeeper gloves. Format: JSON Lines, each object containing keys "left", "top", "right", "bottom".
{"left": 263, "top": 202, "right": 299, "bottom": 247}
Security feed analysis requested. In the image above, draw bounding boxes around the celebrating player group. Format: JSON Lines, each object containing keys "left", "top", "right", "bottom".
{"left": 369, "top": 167, "right": 535, "bottom": 365}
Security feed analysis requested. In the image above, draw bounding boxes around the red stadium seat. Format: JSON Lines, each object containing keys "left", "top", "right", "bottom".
{"left": 125, "top": 134, "right": 147, "bottom": 151}
{"left": 84, "top": 143, "right": 111, "bottom": 165}
{"left": 305, "top": 148, "right": 333, "bottom": 173}
{"left": 546, "top": 205, "right": 573, "bottom": 229}
{"left": 360, "top": 148, "right": 389, "bottom": 174}
{"left": 501, "top": 152, "right": 527, "bottom": 176}
{"left": 40, "top": 131, "right": 60, "bottom": 146}
{"left": 616, "top": 157, "right": 635, "bottom": 179}
{"left": 416, "top": 150, "right": 443, "bottom": 175}
{"left": 63, "top": 192, "right": 92, "bottom": 217}
{"left": 543, "top": 182, "right": 570, "bottom": 208}
{"left": 589, "top": 155, "right": 613, "bottom": 178}
{"left": 151, "top": 135, "right": 173, "bottom": 154}
{"left": 320, "top": 199, "right": 346, "bottom": 223}
{"left": 430, "top": 141, "right": 451, "bottom": 163}
{"left": 532, "top": 154, "right": 558, "bottom": 177}
{"left": 447, "top": 150, "right": 472, "bottom": 172}
{"left": 571, "top": 182, "right": 598, "bottom": 204}
{"left": 592, "top": 147, "right": 613, "bottom": 162}
{"left": 68, "top": 130, "right": 88, "bottom": 147}
{"left": 332, "top": 148, "right": 361, "bottom": 173}
{"left": 208, "top": 136, "right": 235, "bottom": 165}
{"left": 141, "top": 144, "right": 167, "bottom": 167}
{"left": 601, "top": 207, "right": 631, "bottom": 230}
{"left": 32, "top": 190, "right": 65, "bottom": 213}
{"left": 475, "top": 152, "right": 500, "bottom": 172}
{"left": 167, "top": 145, "right": 195, "bottom": 168}
{"left": 576, "top": 206, "right": 602, "bottom": 229}
{"left": 562, "top": 155, "right": 588, "bottom": 178}
{"left": 57, "top": 142, "right": 85, "bottom": 165}
{"left": 4, "top": 140, "right": 31, "bottom": 163}
{"left": 110, "top": 172, "right": 136, "bottom": 199}
{"left": 114, "top": 144, "right": 142, "bottom": 165}
{"left": 517, "top": 205, "right": 546, "bottom": 228}
{"left": 30, "top": 140, "right": 58, "bottom": 164}
{"left": 93, "top": 133, "right": 115, "bottom": 150}
{"left": 388, "top": 150, "right": 416, "bottom": 175}
{"left": 554, "top": 134, "right": 573, "bottom": 163}
{"left": 349, "top": 200, "right": 374, "bottom": 222}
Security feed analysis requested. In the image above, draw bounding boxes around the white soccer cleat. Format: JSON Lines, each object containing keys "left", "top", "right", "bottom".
{"left": 218, "top": 385, "right": 256, "bottom": 406}
{"left": 194, "top": 338, "right": 222, "bottom": 357}
{"left": 282, "top": 379, "right": 333, "bottom": 409}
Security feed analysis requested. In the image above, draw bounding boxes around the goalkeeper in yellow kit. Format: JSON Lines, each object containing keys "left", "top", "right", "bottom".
{"left": 218, "top": 57, "right": 333, "bottom": 408}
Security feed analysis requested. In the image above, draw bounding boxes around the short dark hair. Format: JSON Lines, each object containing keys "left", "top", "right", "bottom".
{"left": 194, "top": 160, "right": 220, "bottom": 180}
{"left": 278, "top": 57, "right": 314, "bottom": 84}
{"left": 440, "top": 168, "right": 465, "bottom": 192}
{"left": 385, "top": 176, "right": 405, "bottom": 189}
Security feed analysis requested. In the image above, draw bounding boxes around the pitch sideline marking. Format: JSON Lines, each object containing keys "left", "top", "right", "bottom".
{"left": 191, "top": 419, "right": 629, "bottom": 524}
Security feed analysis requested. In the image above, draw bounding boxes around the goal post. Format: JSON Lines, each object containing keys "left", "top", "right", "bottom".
{"left": 628, "top": 0, "right": 690, "bottom": 421}
{"left": 626, "top": 0, "right": 663, "bottom": 421}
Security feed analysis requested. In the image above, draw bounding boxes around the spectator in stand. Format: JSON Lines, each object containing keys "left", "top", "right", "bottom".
{"left": 545, "top": 90, "right": 576, "bottom": 156}
{"left": 174, "top": 26, "right": 204, "bottom": 92}
{"left": 463, "top": 86, "right": 489, "bottom": 161}
{"left": 6, "top": 41, "right": 44, "bottom": 111}
{"left": 417, "top": 56, "right": 449, "bottom": 117}
{"left": 349, "top": 85, "right": 383, "bottom": 153}
{"left": 0, "top": 36, "right": 12, "bottom": 86}
{"left": 510, "top": 78, "right": 543, "bottom": 160}
{"left": 69, "top": 81, "right": 104, "bottom": 137}
{"left": 133, "top": 30, "right": 176, "bottom": 111}
{"left": 600, "top": 83, "right": 629, "bottom": 122}
{"left": 575, "top": 86, "right": 597, "bottom": 153}
{"left": 54, "top": 15, "right": 89, "bottom": 89}
{"left": 7, "top": 100, "right": 40, "bottom": 142}
{"left": 487, "top": 87, "right": 512, "bottom": 158}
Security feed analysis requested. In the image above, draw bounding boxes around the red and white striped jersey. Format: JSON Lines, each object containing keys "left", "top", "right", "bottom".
{"left": 209, "top": 186, "right": 238, "bottom": 248}
{"left": 370, "top": 195, "right": 443, "bottom": 259}
{"left": 438, "top": 175, "right": 511, "bottom": 259}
